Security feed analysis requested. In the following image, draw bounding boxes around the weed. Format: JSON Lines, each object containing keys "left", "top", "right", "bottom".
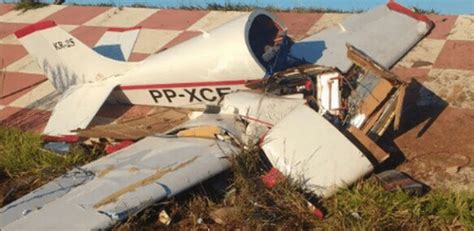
{"left": 413, "top": 7, "right": 438, "bottom": 14}
{"left": 63, "top": 2, "right": 362, "bottom": 13}
{"left": 0, "top": 127, "right": 102, "bottom": 180}
{"left": 115, "top": 147, "right": 473, "bottom": 229}
{"left": 14, "top": 0, "right": 47, "bottom": 12}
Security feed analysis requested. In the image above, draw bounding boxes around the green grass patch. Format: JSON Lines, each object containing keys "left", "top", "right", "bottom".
{"left": 14, "top": 0, "right": 48, "bottom": 12}
{"left": 413, "top": 7, "right": 438, "bottom": 14}
{"left": 0, "top": 127, "right": 101, "bottom": 180}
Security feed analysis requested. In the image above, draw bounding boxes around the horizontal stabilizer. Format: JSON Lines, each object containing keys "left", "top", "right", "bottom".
{"left": 43, "top": 80, "right": 119, "bottom": 136}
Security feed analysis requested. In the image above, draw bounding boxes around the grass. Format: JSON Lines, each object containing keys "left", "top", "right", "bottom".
{"left": 0, "top": 128, "right": 471, "bottom": 229}
{"left": 0, "top": 127, "right": 102, "bottom": 180}
{"left": 14, "top": 0, "right": 47, "bottom": 12}
{"left": 114, "top": 148, "right": 474, "bottom": 230}
{"left": 71, "top": 2, "right": 361, "bottom": 13}
{"left": 413, "top": 7, "right": 439, "bottom": 15}
{"left": 11, "top": 0, "right": 438, "bottom": 15}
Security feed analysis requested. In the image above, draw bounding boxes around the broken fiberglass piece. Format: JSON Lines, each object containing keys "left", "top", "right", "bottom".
{"left": 219, "top": 91, "right": 306, "bottom": 146}
{"left": 316, "top": 72, "right": 341, "bottom": 115}
{"left": 169, "top": 113, "right": 245, "bottom": 142}
{"left": 261, "top": 105, "right": 373, "bottom": 198}
{"left": 219, "top": 91, "right": 305, "bottom": 127}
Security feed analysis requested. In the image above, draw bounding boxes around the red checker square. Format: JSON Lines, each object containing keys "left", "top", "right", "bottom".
{"left": 274, "top": 12, "right": 323, "bottom": 39}
{"left": 0, "top": 44, "right": 27, "bottom": 67}
{"left": 139, "top": 9, "right": 209, "bottom": 30}
{"left": 0, "top": 106, "right": 51, "bottom": 132}
{"left": 0, "top": 72, "right": 47, "bottom": 105}
{"left": 434, "top": 40, "right": 474, "bottom": 71}
{"left": 427, "top": 15, "right": 458, "bottom": 40}
{"left": 128, "top": 52, "right": 150, "bottom": 62}
{"left": 43, "top": 5, "right": 111, "bottom": 25}
{"left": 70, "top": 26, "right": 108, "bottom": 47}
{"left": 0, "top": 4, "right": 15, "bottom": 16}
{"left": 0, "top": 22, "right": 27, "bottom": 39}
{"left": 159, "top": 31, "right": 202, "bottom": 52}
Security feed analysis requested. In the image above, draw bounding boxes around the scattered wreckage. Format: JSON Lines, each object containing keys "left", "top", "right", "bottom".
{"left": 0, "top": 1, "right": 433, "bottom": 230}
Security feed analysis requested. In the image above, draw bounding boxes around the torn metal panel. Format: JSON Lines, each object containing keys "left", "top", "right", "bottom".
{"left": 261, "top": 105, "right": 374, "bottom": 198}
{"left": 43, "top": 79, "right": 119, "bottom": 136}
{"left": 290, "top": 3, "right": 433, "bottom": 73}
{"left": 1, "top": 136, "right": 239, "bottom": 230}
{"left": 0, "top": 168, "right": 94, "bottom": 228}
{"left": 77, "top": 107, "right": 192, "bottom": 140}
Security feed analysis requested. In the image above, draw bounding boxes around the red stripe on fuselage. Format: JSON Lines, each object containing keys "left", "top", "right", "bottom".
{"left": 119, "top": 80, "right": 251, "bottom": 90}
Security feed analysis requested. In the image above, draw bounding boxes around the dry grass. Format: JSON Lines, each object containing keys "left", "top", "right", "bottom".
{"left": 115, "top": 148, "right": 474, "bottom": 229}
{"left": 0, "top": 127, "right": 471, "bottom": 229}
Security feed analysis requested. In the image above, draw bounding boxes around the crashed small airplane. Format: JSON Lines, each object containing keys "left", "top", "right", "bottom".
{"left": 0, "top": 1, "right": 433, "bottom": 230}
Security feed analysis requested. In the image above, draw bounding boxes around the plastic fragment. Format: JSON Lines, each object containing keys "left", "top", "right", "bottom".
{"left": 261, "top": 167, "right": 285, "bottom": 189}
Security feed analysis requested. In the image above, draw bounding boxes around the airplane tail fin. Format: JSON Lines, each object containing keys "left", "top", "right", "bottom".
{"left": 14, "top": 21, "right": 137, "bottom": 92}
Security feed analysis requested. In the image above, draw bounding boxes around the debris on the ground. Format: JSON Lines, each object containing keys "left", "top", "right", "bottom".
{"left": 375, "top": 170, "right": 430, "bottom": 196}
{"left": 307, "top": 202, "right": 324, "bottom": 220}
{"left": 77, "top": 107, "right": 193, "bottom": 140}
{"left": 158, "top": 210, "right": 172, "bottom": 226}
{"left": 209, "top": 207, "right": 238, "bottom": 225}
{"left": 261, "top": 168, "right": 286, "bottom": 189}
{"left": 104, "top": 140, "right": 134, "bottom": 154}
{"left": 0, "top": 1, "right": 438, "bottom": 229}
{"left": 42, "top": 142, "right": 70, "bottom": 154}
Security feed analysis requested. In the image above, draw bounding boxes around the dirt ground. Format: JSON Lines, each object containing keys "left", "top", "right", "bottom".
{"left": 380, "top": 79, "right": 474, "bottom": 192}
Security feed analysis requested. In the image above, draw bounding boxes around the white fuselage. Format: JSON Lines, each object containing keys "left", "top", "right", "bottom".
{"left": 109, "top": 10, "right": 283, "bottom": 108}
